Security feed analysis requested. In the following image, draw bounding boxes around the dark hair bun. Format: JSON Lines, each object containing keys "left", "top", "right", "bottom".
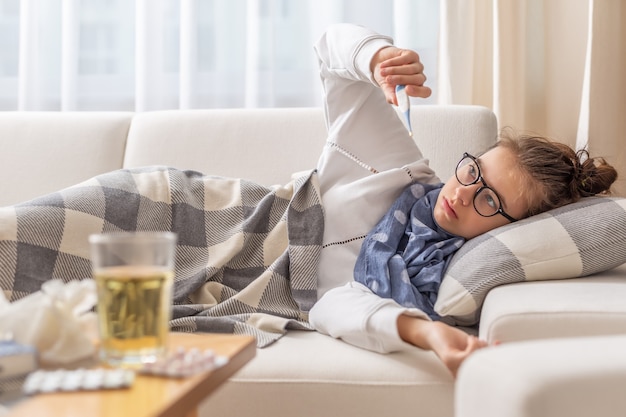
{"left": 574, "top": 149, "right": 618, "bottom": 198}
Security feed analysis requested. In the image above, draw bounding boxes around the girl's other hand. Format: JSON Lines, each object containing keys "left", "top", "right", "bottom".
{"left": 397, "top": 315, "right": 491, "bottom": 378}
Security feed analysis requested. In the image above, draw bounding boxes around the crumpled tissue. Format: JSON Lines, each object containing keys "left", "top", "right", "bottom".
{"left": 0, "top": 279, "right": 98, "bottom": 366}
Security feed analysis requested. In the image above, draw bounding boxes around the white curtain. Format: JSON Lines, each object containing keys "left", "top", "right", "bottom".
{"left": 0, "top": 0, "right": 440, "bottom": 111}
{"left": 439, "top": 0, "right": 626, "bottom": 196}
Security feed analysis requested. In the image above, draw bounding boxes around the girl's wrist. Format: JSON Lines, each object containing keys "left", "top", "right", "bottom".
{"left": 396, "top": 314, "right": 434, "bottom": 350}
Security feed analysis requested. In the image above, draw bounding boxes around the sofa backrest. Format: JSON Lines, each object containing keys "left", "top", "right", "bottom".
{"left": 0, "top": 111, "right": 132, "bottom": 206}
{"left": 0, "top": 105, "right": 497, "bottom": 206}
{"left": 123, "top": 105, "right": 497, "bottom": 186}
{"left": 123, "top": 108, "right": 328, "bottom": 186}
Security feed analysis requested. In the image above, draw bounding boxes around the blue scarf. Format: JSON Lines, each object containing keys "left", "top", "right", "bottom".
{"left": 354, "top": 183, "right": 465, "bottom": 319}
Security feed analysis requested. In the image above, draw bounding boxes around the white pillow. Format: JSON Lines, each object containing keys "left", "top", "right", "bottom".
{"left": 435, "top": 197, "right": 626, "bottom": 325}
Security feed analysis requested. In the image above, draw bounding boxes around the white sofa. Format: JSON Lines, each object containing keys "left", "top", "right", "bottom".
{"left": 1, "top": 106, "right": 625, "bottom": 417}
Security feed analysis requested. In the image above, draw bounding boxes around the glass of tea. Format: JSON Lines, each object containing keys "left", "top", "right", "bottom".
{"left": 89, "top": 231, "right": 177, "bottom": 368}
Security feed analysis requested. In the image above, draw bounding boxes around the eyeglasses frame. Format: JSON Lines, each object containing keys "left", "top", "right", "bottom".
{"left": 455, "top": 152, "right": 518, "bottom": 223}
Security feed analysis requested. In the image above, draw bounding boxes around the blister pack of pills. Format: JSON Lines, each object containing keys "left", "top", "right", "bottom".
{"left": 139, "top": 347, "right": 228, "bottom": 378}
{"left": 23, "top": 368, "right": 135, "bottom": 395}
{"left": 0, "top": 339, "right": 38, "bottom": 379}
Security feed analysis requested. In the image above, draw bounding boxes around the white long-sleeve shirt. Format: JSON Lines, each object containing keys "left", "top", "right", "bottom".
{"left": 309, "top": 24, "right": 441, "bottom": 353}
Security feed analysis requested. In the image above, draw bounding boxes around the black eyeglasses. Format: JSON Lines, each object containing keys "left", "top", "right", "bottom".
{"left": 455, "top": 152, "right": 518, "bottom": 223}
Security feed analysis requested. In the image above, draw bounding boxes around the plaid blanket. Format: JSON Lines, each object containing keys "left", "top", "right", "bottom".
{"left": 0, "top": 166, "right": 323, "bottom": 347}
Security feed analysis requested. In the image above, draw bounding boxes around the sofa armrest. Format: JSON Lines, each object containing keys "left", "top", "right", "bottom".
{"left": 478, "top": 264, "right": 626, "bottom": 343}
{"left": 456, "top": 335, "right": 626, "bottom": 417}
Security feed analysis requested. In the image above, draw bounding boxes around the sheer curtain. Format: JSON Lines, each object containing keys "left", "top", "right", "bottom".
{"left": 439, "top": 0, "right": 625, "bottom": 196}
{"left": 0, "top": 0, "right": 440, "bottom": 111}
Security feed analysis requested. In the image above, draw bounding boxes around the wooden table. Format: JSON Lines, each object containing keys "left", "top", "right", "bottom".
{"left": 6, "top": 333, "right": 256, "bottom": 417}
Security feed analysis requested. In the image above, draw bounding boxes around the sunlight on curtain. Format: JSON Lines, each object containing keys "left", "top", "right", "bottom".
{"left": 0, "top": 0, "right": 439, "bottom": 111}
{"left": 576, "top": 0, "right": 626, "bottom": 196}
{"left": 439, "top": 0, "right": 624, "bottom": 196}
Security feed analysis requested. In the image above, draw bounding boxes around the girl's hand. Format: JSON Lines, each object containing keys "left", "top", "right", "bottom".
{"left": 397, "top": 315, "right": 490, "bottom": 378}
{"left": 425, "top": 321, "right": 489, "bottom": 378}
{"left": 371, "top": 46, "right": 432, "bottom": 105}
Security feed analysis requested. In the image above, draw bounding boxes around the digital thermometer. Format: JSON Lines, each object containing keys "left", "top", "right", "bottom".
{"left": 395, "top": 84, "right": 412, "bottom": 137}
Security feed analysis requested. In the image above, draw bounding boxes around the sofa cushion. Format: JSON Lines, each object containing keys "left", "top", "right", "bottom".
{"left": 435, "top": 196, "right": 626, "bottom": 324}
{"left": 199, "top": 330, "right": 455, "bottom": 417}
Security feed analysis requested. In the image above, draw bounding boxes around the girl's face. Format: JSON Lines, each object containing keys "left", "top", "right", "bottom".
{"left": 434, "top": 146, "right": 530, "bottom": 240}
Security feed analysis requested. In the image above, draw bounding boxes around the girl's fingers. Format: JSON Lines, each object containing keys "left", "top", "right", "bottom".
{"left": 379, "top": 74, "right": 431, "bottom": 98}
{"left": 379, "top": 49, "right": 421, "bottom": 67}
{"left": 406, "top": 84, "right": 432, "bottom": 99}
{"left": 376, "top": 48, "right": 431, "bottom": 99}
{"left": 380, "top": 61, "right": 425, "bottom": 77}
{"left": 384, "top": 73, "right": 427, "bottom": 87}
{"left": 466, "top": 336, "right": 489, "bottom": 353}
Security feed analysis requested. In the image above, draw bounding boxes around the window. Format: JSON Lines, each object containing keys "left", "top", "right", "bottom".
{"left": 0, "top": 0, "right": 439, "bottom": 111}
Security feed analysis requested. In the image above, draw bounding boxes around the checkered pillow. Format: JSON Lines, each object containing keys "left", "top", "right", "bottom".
{"left": 434, "top": 197, "right": 626, "bottom": 325}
